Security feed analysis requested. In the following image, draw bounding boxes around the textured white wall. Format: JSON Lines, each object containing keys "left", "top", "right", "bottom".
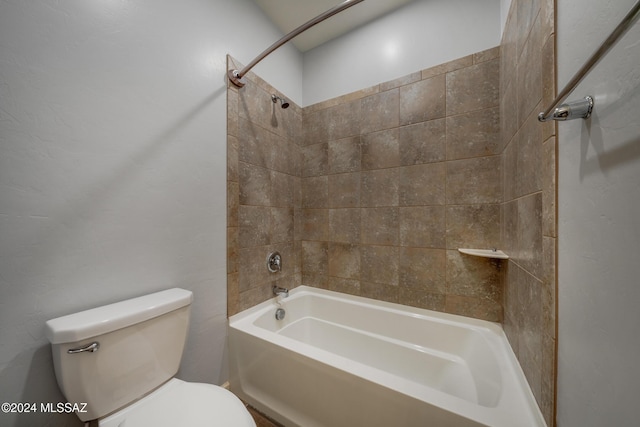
{"left": 557, "top": 0, "right": 640, "bottom": 425}
{"left": 302, "top": 0, "right": 501, "bottom": 106}
{"left": 0, "top": 1, "right": 301, "bottom": 425}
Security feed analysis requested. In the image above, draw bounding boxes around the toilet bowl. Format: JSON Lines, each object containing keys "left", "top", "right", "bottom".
{"left": 99, "top": 379, "right": 254, "bottom": 427}
{"left": 45, "top": 288, "right": 255, "bottom": 426}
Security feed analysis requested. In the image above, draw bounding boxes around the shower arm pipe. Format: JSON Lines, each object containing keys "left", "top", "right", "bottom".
{"left": 228, "top": 0, "right": 364, "bottom": 87}
{"left": 538, "top": 0, "right": 640, "bottom": 122}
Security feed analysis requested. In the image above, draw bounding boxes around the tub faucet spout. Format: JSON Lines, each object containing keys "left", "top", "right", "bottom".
{"left": 273, "top": 285, "right": 289, "bottom": 298}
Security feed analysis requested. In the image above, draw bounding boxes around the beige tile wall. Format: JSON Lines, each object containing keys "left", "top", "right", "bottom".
{"left": 227, "top": 56, "right": 303, "bottom": 316}
{"left": 299, "top": 47, "right": 503, "bottom": 321}
{"left": 501, "top": 0, "right": 557, "bottom": 425}
{"left": 228, "top": 50, "right": 505, "bottom": 319}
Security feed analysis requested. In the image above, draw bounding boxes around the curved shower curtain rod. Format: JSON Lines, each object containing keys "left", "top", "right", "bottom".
{"left": 228, "top": 0, "right": 365, "bottom": 88}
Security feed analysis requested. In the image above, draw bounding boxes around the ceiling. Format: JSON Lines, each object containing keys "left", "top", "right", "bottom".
{"left": 252, "top": 0, "right": 415, "bottom": 52}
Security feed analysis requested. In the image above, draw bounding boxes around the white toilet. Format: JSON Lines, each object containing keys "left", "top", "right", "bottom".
{"left": 45, "top": 288, "right": 256, "bottom": 426}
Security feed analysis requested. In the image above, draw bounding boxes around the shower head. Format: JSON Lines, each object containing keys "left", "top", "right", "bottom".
{"left": 271, "top": 94, "right": 289, "bottom": 109}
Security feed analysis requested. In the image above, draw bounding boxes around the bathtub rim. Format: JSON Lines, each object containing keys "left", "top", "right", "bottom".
{"left": 229, "top": 285, "right": 504, "bottom": 332}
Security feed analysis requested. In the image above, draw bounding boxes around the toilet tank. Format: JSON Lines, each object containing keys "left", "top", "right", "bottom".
{"left": 45, "top": 288, "right": 193, "bottom": 422}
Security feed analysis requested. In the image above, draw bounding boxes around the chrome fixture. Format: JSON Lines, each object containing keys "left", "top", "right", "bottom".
{"left": 228, "top": 0, "right": 365, "bottom": 87}
{"left": 272, "top": 94, "right": 290, "bottom": 109}
{"left": 273, "top": 285, "right": 289, "bottom": 298}
{"left": 267, "top": 252, "right": 282, "bottom": 273}
{"left": 67, "top": 341, "right": 100, "bottom": 354}
{"left": 542, "top": 96, "right": 594, "bottom": 121}
{"left": 538, "top": 0, "right": 640, "bottom": 122}
{"left": 275, "top": 308, "right": 286, "bottom": 320}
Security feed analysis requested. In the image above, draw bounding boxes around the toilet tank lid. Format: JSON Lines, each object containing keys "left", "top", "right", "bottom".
{"left": 45, "top": 288, "right": 193, "bottom": 344}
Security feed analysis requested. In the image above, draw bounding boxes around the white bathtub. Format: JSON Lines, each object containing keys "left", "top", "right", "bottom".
{"left": 228, "top": 286, "right": 545, "bottom": 427}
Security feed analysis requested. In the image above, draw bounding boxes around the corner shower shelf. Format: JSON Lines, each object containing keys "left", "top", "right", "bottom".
{"left": 458, "top": 248, "right": 509, "bottom": 259}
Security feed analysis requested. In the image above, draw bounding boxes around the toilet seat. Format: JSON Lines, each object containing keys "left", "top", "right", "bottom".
{"left": 99, "top": 378, "right": 256, "bottom": 427}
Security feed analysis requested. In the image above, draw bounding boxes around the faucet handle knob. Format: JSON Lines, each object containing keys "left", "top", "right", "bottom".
{"left": 267, "top": 252, "right": 282, "bottom": 273}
